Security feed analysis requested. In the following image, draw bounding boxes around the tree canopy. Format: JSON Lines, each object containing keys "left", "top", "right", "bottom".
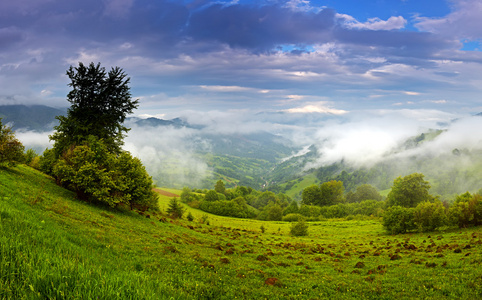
{"left": 386, "top": 173, "right": 432, "bottom": 207}
{"left": 43, "top": 63, "right": 157, "bottom": 210}
{"left": 302, "top": 180, "right": 345, "bottom": 206}
{"left": 52, "top": 136, "right": 157, "bottom": 209}
{"left": 51, "top": 62, "right": 138, "bottom": 155}
{"left": 346, "top": 184, "right": 383, "bottom": 203}
{"left": 0, "top": 118, "right": 24, "bottom": 167}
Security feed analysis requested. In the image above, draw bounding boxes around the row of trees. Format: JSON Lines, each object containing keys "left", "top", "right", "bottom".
{"left": 178, "top": 179, "right": 385, "bottom": 221}
{"left": 381, "top": 173, "right": 482, "bottom": 233}
{"left": 383, "top": 192, "right": 482, "bottom": 234}
{"left": 302, "top": 181, "right": 383, "bottom": 206}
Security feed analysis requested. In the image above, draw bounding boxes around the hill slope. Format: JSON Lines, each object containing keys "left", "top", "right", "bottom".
{"left": 2, "top": 165, "right": 482, "bottom": 299}
{"left": 0, "top": 105, "right": 64, "bottom": 131}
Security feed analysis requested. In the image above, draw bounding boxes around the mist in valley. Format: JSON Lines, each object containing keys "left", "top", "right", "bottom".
{"left": 13, "top": 107, "right": 482, "bottom": 198}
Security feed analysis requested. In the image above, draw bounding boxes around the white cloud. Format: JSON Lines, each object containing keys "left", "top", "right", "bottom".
{"left": 425, "top": 99, "right": 448, "bottom": 104}
{"left": 15, "top": 130, "right": 53, "bottom": 152}
{"left": 198, "top": 85, "right": 255, "bottom": 92}
{"left": 137, "top": 113, "right": 166, "bottom": 119}
{"left": 304, "top": 109, "right": 459, "bottom": 169}
{"left": 337, "top": 14, "right": 407, "bottom": 31}
{"left": 415, "top": 0, "right": 482, "bottom": 41}
{"left": 284, "top": 103, "right": 348, "bottom": 115}
{"left": 124, "top": 125, "right": 211, "bottom": 188}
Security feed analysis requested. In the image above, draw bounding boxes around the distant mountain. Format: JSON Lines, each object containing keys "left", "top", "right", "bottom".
{"left": 129, "top": 117, "right": 195, "bottom": 128}
{"left": 0, "top": 105, "right": 65, "bottom": 131}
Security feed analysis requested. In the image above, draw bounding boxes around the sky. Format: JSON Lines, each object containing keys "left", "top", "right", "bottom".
{"left": 4, "top": 0, "right": 482, "bottom": 191}
{"left": 1, "top": 0, "right": 482, "bottom": 120}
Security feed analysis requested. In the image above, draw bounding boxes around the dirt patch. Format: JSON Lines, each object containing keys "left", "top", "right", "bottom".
{"left": 153, "top": 188, "right": 179, "bottom": 198}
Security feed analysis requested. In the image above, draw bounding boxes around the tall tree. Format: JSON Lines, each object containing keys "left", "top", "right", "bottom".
{"left": 301, "top": 185, "right": 322, "bottom": 206}
{"left": 319, "top": 180, "right": 345, "bottom": 206}
{"left": 51, "top": 62, "right": 138, "bottom": 155}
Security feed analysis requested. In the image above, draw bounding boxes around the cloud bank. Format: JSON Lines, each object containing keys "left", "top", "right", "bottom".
{"left": 1, "top": 0, "right": 482, "bottom": 116}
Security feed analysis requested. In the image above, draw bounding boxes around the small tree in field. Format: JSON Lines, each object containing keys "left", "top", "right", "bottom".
{"left": 382, "top": 206, "right": 416, "bottom": 234}
{"left": 386, "top": 173, "right": 432, "bottom": 208}
{"left": 290, "top": 219, "right": 309, "bottom": 236}
{"left": 214, "top": 180, "right": 226, "bottom": 194}
{"left": 167, "top": 198, "right": 185, "bottom": 219}
{"left": 0, "top": 118, "right": 24, "bottom": 167}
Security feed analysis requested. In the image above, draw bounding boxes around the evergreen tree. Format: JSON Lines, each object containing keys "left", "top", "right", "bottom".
{"left": 214, "top": 180, "right": 226, "bottom": 194}
{"left": 167, "top": 198, "right": 185, "bottom": 219}
{"left": 51, "top": 62, "right": 138, "bottom": 155}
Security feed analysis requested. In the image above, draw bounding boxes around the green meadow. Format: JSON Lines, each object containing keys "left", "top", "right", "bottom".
{"left": 1, "top": 165, "right": 482, "bottom": 299}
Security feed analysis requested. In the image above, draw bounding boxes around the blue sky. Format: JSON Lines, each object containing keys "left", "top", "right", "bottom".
{"left": 1, "top": 0, "right": 482, "bottom": 120}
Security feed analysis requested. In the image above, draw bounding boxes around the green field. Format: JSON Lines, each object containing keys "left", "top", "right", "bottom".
{"left": 1, "top": 165, "right": 482, "bottom": 299}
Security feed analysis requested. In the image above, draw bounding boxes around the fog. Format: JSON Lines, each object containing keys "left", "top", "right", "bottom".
{"left": 14, "top": 108, "right": 482, "bottom": 195}
{"left": 15, "top": 130, "right": 54, "bottom": 154}
{"left": 123, "top": 124, "right": 212, "bottom": 188}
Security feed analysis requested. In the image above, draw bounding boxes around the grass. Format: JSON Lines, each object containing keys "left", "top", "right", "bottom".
{"left": 282, "top": 173, "right": 320, "bottom": 200}
{"left": 1, "top": 165, "right": 482, "bottom": 299}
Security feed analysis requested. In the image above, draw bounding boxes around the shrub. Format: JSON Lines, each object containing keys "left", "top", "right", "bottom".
{"left": 167, "top": 198, "right": 185, "bottom": 219}
{"left": 204, "top": 190, "right": 219, "bottom": 202}
{"left": 382, "top": 206, "right": 416, "bottom": 234}
{"left": 0, "top": 118, "right": 25, "bottom": 167}
{"left": 448, "top": 193, "right": 482, "bottom": 228}
{"left": 200, "top": 214, "right": 209, "bottom": 225}
{"left": 39, "top": 148, "right": 57, "bottom": 175}
{"left": 413, "top": 201, "right": 447, "bottom": 232}
{"left": 267, "top": 204, "right": 283, "bottom": 221}
{"left": 52, "top": 137, "right": 157, "bottom": 210}
{"left": 23, "top": 149, "right": 38, "bottom": 166}
{"left": 180, "top": 187, "right": 193, "bottom": 203}
{"left": 283, "top": 201, "right": 299, "bottom": 215}
{"left": 290, "top": 220, "right": 309, "bottom": 236}
{"left": 29, "top": 156, "right": 41, "bottom": 170}
{"left": 186, "top": 212, "right": 194, "bottom": 221}
{"left": 282, "top": 213, "right": 305, "bottom": 222}
{"left": 299, "top": 205, "right": 322, "bottom": 218}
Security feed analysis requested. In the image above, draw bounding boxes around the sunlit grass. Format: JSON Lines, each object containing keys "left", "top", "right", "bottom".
{"left": 1, "top": 165, "right": 482, "bottom": 299}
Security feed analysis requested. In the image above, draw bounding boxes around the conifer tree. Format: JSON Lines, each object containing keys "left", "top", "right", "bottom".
{"left": 51, "top": 62, "right": 138, "bottom": 155}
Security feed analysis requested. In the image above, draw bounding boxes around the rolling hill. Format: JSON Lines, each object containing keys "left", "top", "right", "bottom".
{"left": 1, "top": 164, "right": 482, "bottom": 299}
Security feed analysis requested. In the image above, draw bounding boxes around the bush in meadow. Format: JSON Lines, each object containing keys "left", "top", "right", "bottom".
{"left": 382, "top": 205, "right": 416, "bottom": 234}
{"left": 413, "top": 201, "right": 447, "bottom": 232}
{"left": 290, "top": 219, "right": 309, "bottom": 236}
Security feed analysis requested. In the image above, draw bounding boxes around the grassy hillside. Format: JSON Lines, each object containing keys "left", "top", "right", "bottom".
{"left": 2, "top": 165, "right": 482, "bottom": 299}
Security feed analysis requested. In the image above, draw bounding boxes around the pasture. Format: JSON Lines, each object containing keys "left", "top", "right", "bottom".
{"left": 1, "top": 165, "right": 481, "bottom": 299}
